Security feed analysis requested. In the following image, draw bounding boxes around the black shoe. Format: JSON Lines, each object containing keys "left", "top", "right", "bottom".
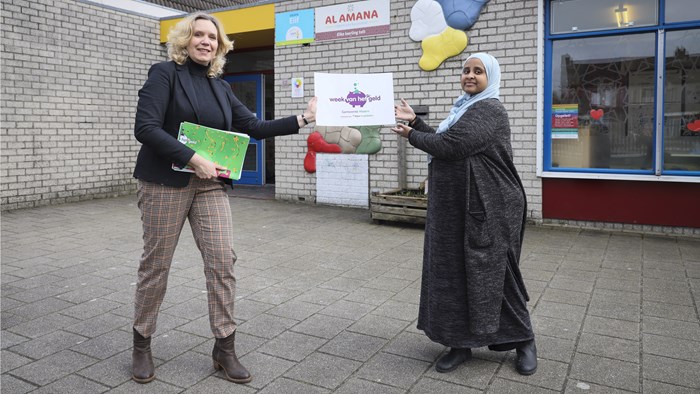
{"left": 515, "top": 339, "right": 537, "bottom": 375}
{"left": 435, "top": 348, "right": 471, "bottom": 373}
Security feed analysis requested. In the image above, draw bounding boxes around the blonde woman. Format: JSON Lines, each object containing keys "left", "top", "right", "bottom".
{"left": 131, "top": 12, "right": 316, "bottom": 384}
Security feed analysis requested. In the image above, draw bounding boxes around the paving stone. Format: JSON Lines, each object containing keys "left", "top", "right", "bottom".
{"left": 643, "top": 354, "right": 700, "bottom": 389}
{"left": 71, "top": 329, "right": 132, "bottom": 360}
{"left": 641, "top": 379, "right": 700, "bottom": 394}
{"left": 356, "top": 352, "right": 430, "bottom": 389}
{"left": 642, "top": 287, "right": 694, "bottom": 306}
{"left": 582, "top": 316, "right": 639, "bottom": 341}
{"left": 258, "top": 377, "right": 330, "bottom": 393}
{"left": 290, "top": 314, "right": 353, "bottom": 339}
{"left": 563, "top": 380, "right": 636, "bottom": 393}
{"left": 569, "top": 353, "right": 640, "bottom": 392}
{"left": 318, "top": 277, "right": 367, "bottom": 293}
{"left": 294, "top": 287, "right": 348, "bottom": 306}
{"left": 531, "top": 315, "right": 581, "bottom": 341}
{"left": 259, "top": 331, "right": 327, "bottom": 362}
{"left": 642, "top": 316, "right": 700, "bottom": 341}
{"left": 497, "top": 355, "right": 569, "bottom": 391}
{"left": 30, "top": 373, "right": 109, "bottom": 394}
{"left": 533, "top": 301, "right": 586, "bottom": 322}
{"left": 408, "top": 376, "right": 481, "bottom": 393}
{"left": 318, "top": 331, "right": 387, "bottom": 361}
{"left": 641, "top": 301, "right": 698, "bottom": 323}
{"left": 246, "top": 286, "right": 302, "bottom": 305}
{"left": 1, "top": 331, "right": 28, "bottom": 350}
{"left": 347, "top": 314, "right": 411, "bottom": 339}
{"left": 7, "top": 312, "right": 82, "bottom": 339}
{"left": 234, "top": 299, "right": 276, "bottom": 321}
{"left": 283, "top": 352, "right": 361, "bottom": 389}
{"left": 267, "top": 299, "right": 324, "bottom": 321}
{"left": 77, "top": 349, "right": 133, "bottom": 388}
{"left": 577, "top": 332, "right": 640, "bottom": 363}
{"left": 181, "top": 375, "right": 256, "bottom": 393}
{"left": 319, "top": 299, "right": 375, "bottom": 321}
{"left": 176, "top": 315, "right": 215, "bottom": 338}
{"left": 334, "top": 377, "right": 405, "bottom": 394}
{"left": 382, "top": 331, "right": 442, "bottom": 362}
{"left": 6, "top": 285, "right": 69, "bottom": 304}
{"left": 423, "top": 354, "right": 500, "bottom": 389}
{"left": 152, "top": 329, "right": 209, "bottom": 361}
{"left": 372, "top": 300, "right": 419, "bottom": 322}
{"left": 540, "top": 288, "right": 591, "bottom": 307}
{"left": 591, "top": 288, "right": 640, "bottom": 306}
{"left": 156, "top": 350, "right": 214, "bottom": 388}
{"left": 11, "top": 349, "right": 97, "bottom": 386}
{"left": 587, "top": 299, "right": 640, "bottom": 322}
{"left": 10, "top": 330, "right": 87, "bottom": 359}
{"left": 1, "top": 373, "right": 37, "bottom": 393}
{"left": 1, "top": 350, "right": 33, "bottom": 373}
{"left": 237, "top": 351, "right": 295, "bottom": 389}
{"left": 63, "top": 313, "right": 132, "bottom": 338}
{"left": 390, "top": 286, "right": 421, "bottom": 304}
{"left": 344, "top": 287, "right": 395, "bottom": 306}
{"left": 237, "top": 313, "right": 298, "bottom": 339}
{"left": 8, "top": 297, "right": 75, "bottom": 321}
{"left": 643, "top": 333, "right": 700, "bottom": 362}
{"left": 534, "top": 334, "right": 576, "bottom": 363}
{"left": 107, "top": 378, "right": 183, "bottom": 393}
{"left": 487, "top": 377, "right": 559, "bottom": 393}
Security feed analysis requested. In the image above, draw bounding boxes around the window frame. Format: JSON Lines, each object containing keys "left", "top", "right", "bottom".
{"left": 540, "top": 0, "right": 700, "bottom": 181}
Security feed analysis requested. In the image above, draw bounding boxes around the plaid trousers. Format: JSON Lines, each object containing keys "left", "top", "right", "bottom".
{"left": 133, "top": 177, "right": 237, "bottom": 338}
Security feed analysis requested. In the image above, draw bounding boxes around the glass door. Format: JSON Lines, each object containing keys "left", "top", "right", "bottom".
{"left": 223, "top": 74, "right": 265, "bottom": 185}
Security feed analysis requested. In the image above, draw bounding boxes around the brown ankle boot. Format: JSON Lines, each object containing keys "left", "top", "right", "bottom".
{"left": 132, "top": 328, "right": 155, "bottom": 383}
{"left": 212, "top": 331, "right": 252, "bottom": 383}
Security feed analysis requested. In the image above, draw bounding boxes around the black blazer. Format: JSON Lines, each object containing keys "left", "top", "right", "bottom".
{"left": 133, "top": 61, "right": 300, "bottom": 187}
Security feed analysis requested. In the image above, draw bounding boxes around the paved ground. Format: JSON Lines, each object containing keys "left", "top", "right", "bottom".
{"left": 2, "top": 194, "right": 700, "bottom": 393}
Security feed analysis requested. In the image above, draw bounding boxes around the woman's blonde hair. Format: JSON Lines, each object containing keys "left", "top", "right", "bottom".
{"left": 166, "top": 12, "right": 233, "bottom": 77}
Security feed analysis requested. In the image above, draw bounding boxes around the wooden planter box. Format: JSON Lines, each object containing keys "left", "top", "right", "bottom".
{"left": 370, "top": 189, "right": 427, "bottom": 224}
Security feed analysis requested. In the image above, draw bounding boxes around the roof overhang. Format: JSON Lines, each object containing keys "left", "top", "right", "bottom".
{"left": 159, "top": 3, "right": 275, "bottom": 50}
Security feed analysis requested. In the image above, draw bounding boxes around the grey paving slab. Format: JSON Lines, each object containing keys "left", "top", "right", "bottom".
{"left": 2, "top": 195, "right": 700, "bottom": 393}
{"left": 283, "top": 352, "right": 361, "bottom": 389}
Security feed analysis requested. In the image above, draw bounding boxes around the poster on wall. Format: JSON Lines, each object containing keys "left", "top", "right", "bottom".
{"left": 291, "top": 77, "right": 304, "bottom": 98}
{"left": 275, "top": 9, "right": 315, "bottom": 46}
{"left": 314, "top": 72, "right": 395, "bottom": 126}
{"left": 315, "top": 0, "right": 390, "bottom": 42}
{"left": 552, "top": 104, "right": 579, "bottom": 139}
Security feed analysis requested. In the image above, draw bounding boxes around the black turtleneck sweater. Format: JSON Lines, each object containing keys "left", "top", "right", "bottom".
{"left": 187, "top": 60, "right": 226, "bottom": 131}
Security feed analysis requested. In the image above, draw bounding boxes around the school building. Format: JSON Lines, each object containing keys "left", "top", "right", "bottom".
{"left": 2, "top": 0, "right": 698, "bottom": 236}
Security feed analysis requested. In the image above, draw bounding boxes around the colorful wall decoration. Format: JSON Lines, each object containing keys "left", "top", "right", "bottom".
{"left": 409, "top": 0, "right": 490, "bottom": 71}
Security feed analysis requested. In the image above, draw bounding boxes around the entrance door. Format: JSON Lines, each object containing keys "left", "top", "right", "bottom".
{"left": 224, "top": 74, "right": 265, "bottom": 185}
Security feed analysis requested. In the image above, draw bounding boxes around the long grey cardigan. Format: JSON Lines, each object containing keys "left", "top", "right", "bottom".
{"left": 408, "top": 98, "right": 534, "bottom": 348}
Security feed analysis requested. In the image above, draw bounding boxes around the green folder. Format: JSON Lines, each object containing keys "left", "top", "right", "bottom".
{"left": 172, "top": 122, "right": 250, "bottom": 180}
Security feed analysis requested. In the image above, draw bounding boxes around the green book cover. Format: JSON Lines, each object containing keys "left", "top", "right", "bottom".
{"left": 172, "top": 122, "right": 250, "bottom": 180}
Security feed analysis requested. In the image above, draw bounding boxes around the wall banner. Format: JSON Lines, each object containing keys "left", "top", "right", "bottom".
{"left": 315, "top": 72, "right": 395, "bottom": 126}
{"left": 275, "top": 9, "right": 315, "bottom": 46}
{"left": 314, "top": 0, "right": 390, "bottom": 42}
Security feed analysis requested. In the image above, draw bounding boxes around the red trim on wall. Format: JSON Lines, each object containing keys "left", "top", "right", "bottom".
{"left": 542, "top": 178, "right": 700, "bottom": 228}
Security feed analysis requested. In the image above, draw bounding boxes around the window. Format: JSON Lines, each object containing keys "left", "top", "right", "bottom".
{"left": 550, "top": 0, "right": 657, "bottom": 34}
{"left": 665, "top": 0, "right": 700, "bottom": 23}
{"left": 664, "top": 29, "right": 700, "bottom": 172}
{"left": 545, "top": 0, "right": 700, "bottom": 176}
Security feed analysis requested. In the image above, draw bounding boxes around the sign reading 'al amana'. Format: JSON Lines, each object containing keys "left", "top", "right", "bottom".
{"left": 315, "top": 0, "right": 390, "bottom": 42}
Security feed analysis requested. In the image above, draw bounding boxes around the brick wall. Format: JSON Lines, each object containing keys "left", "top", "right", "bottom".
{"left": 316, "top": 154, "right": 369, "bottom": 207}
{"left": 273, "top": 0, "right": 542, "bottom": 220}
{"left": 0, "top": 0, "right": 165, "bottom": 211}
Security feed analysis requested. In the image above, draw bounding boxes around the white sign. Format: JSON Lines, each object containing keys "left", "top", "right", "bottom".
{"left": 315, "top": 72, "right": 395, "bottom": 126}
{"left": 315, "top": 0, "right": 390, "bottom": 41}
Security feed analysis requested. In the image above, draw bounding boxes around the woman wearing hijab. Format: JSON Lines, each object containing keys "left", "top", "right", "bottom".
{"left": 392, "top": 53, "right": 537, "bottom": 375}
